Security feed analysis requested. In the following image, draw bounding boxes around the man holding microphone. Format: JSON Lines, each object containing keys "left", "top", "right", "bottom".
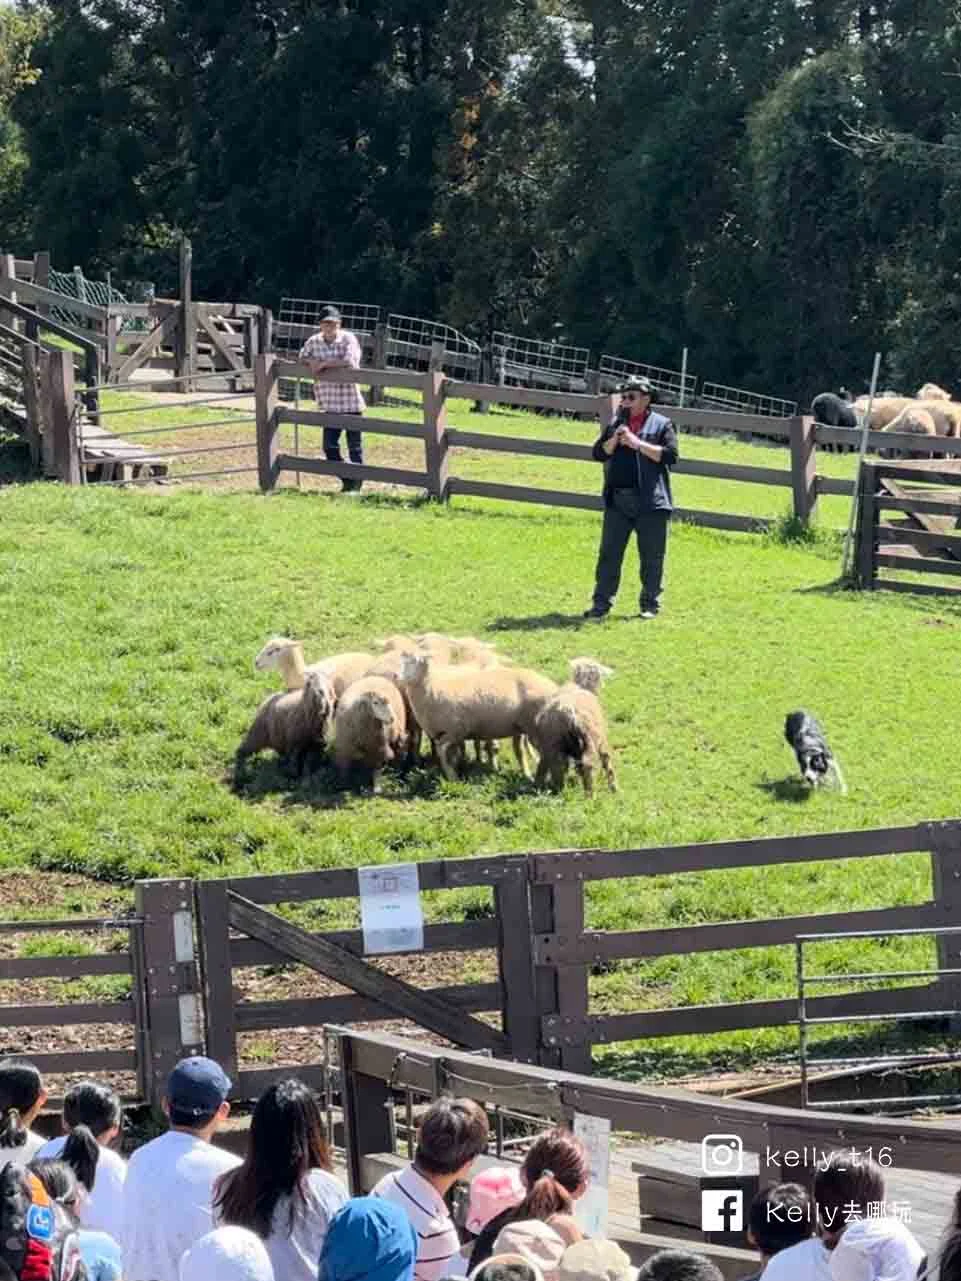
{"left": 583, "top": 375, "right": 679, "bottom": 620}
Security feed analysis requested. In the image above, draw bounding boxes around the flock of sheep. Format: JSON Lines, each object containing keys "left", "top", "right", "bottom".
{"left": 234, "top": 633, "right": 618, "bottom": 796}
{"left": 812, "top": 380, "right": 961, "bottom": 452}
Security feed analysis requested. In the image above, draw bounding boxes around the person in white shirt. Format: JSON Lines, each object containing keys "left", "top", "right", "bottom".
{"left": 0, "top": 1056, "right": 47, "bottom": 1169}
{"left": 122, "top": 1055, "right": 241, "bottom": 1281}
{"left": 373, "top": 1096, "right": 490, "bottom": 1281}
{"left": 180, "top": 1226, "right": 275, "bottom": 1281}
{"left": 214, "top": 1078, "right": 347, "bottom": 1281}
{"left": 35, "top": 1079, "right": 126, "bottom": 1242}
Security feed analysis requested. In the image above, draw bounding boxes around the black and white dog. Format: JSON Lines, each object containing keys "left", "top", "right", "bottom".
{"left": 784, "top": 711, "right": 847, "bottom": 794}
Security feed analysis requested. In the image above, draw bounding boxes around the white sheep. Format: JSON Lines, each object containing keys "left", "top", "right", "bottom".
{"left": 531, "top": 659, "right": 617, "bottom": 797}
{"left": 255, "top": 637, "right": 375, "bottom": 698}
{"left": 917, "top": 382, "right": 951, "bottom": 401}
{"left": 398, "top": 653, "right": 556, "bottom": 780}
{"left": 364, "top": 649, "right": 423, "bottom": 760}
{"left": 235, "top": 669, "right": 334, "bottom": 781}
{"left": 881, "top": 406, "right": 940, "bottom": 459}
{"left": 333, "top": 676, "right": 408, "bottom": 792}
{"left": 854, "top": 395, "right": 913, "bottom": 431}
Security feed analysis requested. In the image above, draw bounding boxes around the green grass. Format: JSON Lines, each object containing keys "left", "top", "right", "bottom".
{"left": 2, "top": 407, "right": 960, "bottom": 1073}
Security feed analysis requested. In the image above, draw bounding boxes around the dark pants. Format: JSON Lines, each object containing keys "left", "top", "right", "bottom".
{"left": 592, "top": 491, "right": 670, "bottom": 614}
{"left": 323, "top": 413, "right": 363, "bottom": 489}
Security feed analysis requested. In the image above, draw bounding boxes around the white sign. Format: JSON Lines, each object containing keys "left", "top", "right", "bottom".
{"left": 573, "top": 1112, "right": 611, "bottom": 1236}
{"left": 358, "top": 863, "right": 424, "bottom": 954}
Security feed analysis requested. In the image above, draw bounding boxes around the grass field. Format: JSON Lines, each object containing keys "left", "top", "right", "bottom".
{"left": 2, "top": 393, "right": 960, "bottom": 1076}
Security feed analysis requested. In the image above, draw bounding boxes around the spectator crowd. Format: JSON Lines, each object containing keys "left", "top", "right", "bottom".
{"left": 0, "top": 1054, "right": 953, "bottom": 1281}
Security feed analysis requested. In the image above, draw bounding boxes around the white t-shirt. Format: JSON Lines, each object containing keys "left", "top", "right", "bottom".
{"left": 0, "top": 1130, "right": 45, "bottom": 1168}
{"left": 763, "top": 1237, "right": 834, "bottom": 1281}
{"left": 373, "top": 1165, "right": 460, "bottom": 1281}
{"left": 829, "top": 1217, "right": 926, "bottom": 1281}
{"left": 35, "top": 1134, "right": 127, "bottom": 1243}
{"left": 261, "top": 1168, "right": 348, "bottom": 1281}
{"left": 122, "top": 1130, "right": 241, "bottom": 1281}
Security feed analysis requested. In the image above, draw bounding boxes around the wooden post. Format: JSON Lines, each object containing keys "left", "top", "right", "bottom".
{"left": 45, "top": 348, "right": 80, "bottom": 484}
{"left": 338, "top": 1031, "right": 397, "bottom": 1194}
{"left": 531, "top": 883, "right": 562, "bottom": 1068}
{"left": 195, "top": 881, "right": 239, "bottom": 1081}
{"left": 474, "top": 344, "right": 492, "bottom": 415}
{"left": 73, "top": 265, "right": 87, "bottom": 306}
{"left": 929, "top": 821, "right": 961, "bottom": 1032}
{"left": 789, "top": 414, "right": 817, "bottom": 524}
{"left": 21, "top": 344, "right": 41, "bottom": 468}
{"left": 551, "top": 882, "right": 592, "bottom": 1075}
{"left": 136, "top": 878, "right": 205, "bottom": 1106}
{"left": 178, "top": 237, "right": 195, "bottom": 389}
{"left": 255, "top": 352, "right": 279, "bottom": 492}
{"left": 258, "top": 307, "right": 273, "bottom": 358}
{"left": 492, "top": 858, "right": 541, "bottom": 1063}
{"left": 0, "top": 253, "right": 15, "bottom": 331}
{"left": 33, "top": 251, "right": 50, "bottom": 293}
{"left": 369, "top": 323, "right": 387, "bottom": 406}
{"left": 423, "top": 367, "right": 449, "bottom": 501}
{"left": 37, "top": 350, "right": 54, "bottom": 476}
{"left": 584, "top": 367, "right": 600, "bottom": 395}
{"left": 105, "top": 314, "right": 121, "bottom": 382}
{"left": 856, "top": 462, "right": 878, "bottom": 589}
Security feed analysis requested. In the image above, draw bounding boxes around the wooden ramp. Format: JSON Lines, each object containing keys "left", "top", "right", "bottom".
{"left": 78, "top": 420, "right": 169, "bottom": 483}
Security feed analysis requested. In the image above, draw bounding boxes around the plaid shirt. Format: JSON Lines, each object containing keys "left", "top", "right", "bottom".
{"left": 298, "top": 329, "right": 366, "bottom": 413}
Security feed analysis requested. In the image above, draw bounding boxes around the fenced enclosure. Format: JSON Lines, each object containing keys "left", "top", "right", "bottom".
{"left": 699, "top": 381, "right": 797, "bottom": 418}
{"left": 386, "top": 314, "right": 481, "bottom": 380}
{"left": 274, "top": 299, "right": 382, "bottom": 359}
{"left": 491, "top": 330, "right": 590, "bottom": 392}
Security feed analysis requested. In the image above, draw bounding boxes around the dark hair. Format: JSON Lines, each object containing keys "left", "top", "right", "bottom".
{"left": 636, "top": 1251, "right": 724, "bottom": 1281}
{"left": 215, "top": 1078, "right": 333, "bottom": 1237}
{"left": 29, "top": 1158, "right": 80, "bottom": 1214}
{"left": 415, "top": 1097, "right": 489, "bottom": 1177}
{"left": 812, "top": 1150, "right": 885, "bottom": 1237}
{"left": 0, "top": 1059, "right": 43, "bottom": 1151}
{"left": 61, "top": 1124, "right": 100, "bottom": 1193}
{"left": 748, "top": 1183, "right": 811, "bottom": 1256}
{"left": 471, "top": 1263, "right": 540, "bottom": 1281}
{"left": 62, "top": 1080, "right": 122, "bottom": 1139}
{"left": 169, "top": 1105, "right": 219, "bottom": 1129}
{"left": 515, "top": 1128, "right": 589, "bottom": 1221}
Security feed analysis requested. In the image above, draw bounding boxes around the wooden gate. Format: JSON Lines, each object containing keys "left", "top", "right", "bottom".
{"left": 856, "top": 459, "right": 961, "bottom": 594}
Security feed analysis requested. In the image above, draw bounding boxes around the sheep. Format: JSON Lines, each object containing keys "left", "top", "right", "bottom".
{"left": 917, "top": 383, "right": 951, "bottom": 401}
{"left": 811, "top": 390, "right": 858, "bottom": 455}
{"left": 235, "top": 669, "right": 334, "bottom": 782}
{"left": 333, "top": 676, "right": 408, "bottom": 793}
{"left": 255, "top": 637, "right": 375, "bottom": 698}
{"left": 364, "top": 649, "right": 423, "bottom": 761}
{"left": 398, "top": 653, "right": 556, "bottom": 781}
{"left": 880, "top": 406, "right": 939, "bottom": 459}
{"left": 853, "top": 395, "right": 913, "bottom": 431}
{"left": 530, "top": 659, "right": 617, "bottom": 797}
{"left": 915, "top": 398, "right": 961, "bottom": 437}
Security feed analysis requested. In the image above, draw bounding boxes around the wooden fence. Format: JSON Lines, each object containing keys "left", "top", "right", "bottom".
{"left": 856, "top": 458, "right": 961, "bottom": 596}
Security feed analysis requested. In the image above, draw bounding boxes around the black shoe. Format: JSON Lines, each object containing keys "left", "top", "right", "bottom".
{"left": 582, "top": 607, "right": 609, "bottom": 621}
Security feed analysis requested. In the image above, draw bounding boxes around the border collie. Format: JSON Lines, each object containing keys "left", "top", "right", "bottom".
{"left": 784, "top": 711, "right": 846, "bottom": 794}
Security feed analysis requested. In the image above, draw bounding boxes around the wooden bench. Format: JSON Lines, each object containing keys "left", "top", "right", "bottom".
{"left": 79, "top": 421, "right": 170, "bottom": 483}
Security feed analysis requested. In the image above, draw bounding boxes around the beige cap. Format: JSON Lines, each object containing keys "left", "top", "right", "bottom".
{"left": 558, "top": 1240, "right": 638, "bottom": 1281}
{"left": 491, "top": 1222, "right": 570, "bottom": 1281}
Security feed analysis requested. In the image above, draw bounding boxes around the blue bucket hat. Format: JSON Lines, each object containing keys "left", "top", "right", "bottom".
{"left": 318, "top": 1198, "right": 417, "bottom": 1281}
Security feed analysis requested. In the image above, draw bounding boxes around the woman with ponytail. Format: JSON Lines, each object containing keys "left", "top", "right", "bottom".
{"left": 469, "top": 1130, "right": 589, "bottom": 1275}
{"left": 29, "top": 1158, "right": 122, "bottom": 1281}
{"left": 36, "top": 1079, "right": 125, "bottom": 1242}
{"left": 0, "top": 1058, "right": 47, "bottom": 1168}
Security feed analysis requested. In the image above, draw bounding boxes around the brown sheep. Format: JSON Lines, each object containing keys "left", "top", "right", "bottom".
{"left": 531, "top": 659, "right": 617, "bottom": 797}
{"left": 881, "top": 406, "right": 939, "bottom": 459}
{"left": 235, "top": 669, "right": 334, "bottom": 781}
{"left": 333, "top": 676, "right": 408, "bottom": 793}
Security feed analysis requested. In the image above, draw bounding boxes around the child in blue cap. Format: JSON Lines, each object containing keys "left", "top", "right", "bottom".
{"left": 318, "top": 1198, "right": 417, "bottom": 1281}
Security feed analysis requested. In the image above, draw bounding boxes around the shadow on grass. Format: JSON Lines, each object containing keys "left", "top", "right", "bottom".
{"left": 756, "top": 777, "right": 813, "bottom": 803}
{"left": 490, "top": 612, "right": 590, "bottom": 632}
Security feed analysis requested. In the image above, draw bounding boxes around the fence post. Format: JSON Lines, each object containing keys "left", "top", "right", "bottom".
{"left": 255, "top": 352, "right": 279, "bottom": 492}
{"left": 105, "top": 314, "right": 121, "bottom": 382}
{"left": 856, "top": 462, "right": 878, "bottom": 589}
{"left": 136, "top": 878, "right": 206, "bottom": 1107}
{"left": 177, "top": 237, "right": 195, "bottom": 390}
{"left": 338, "top": 1031, "right": 397, "bottom": 1194}
{"left": 33, "top": 250, "right": 50, "bottom": 294}
{"left": 369, "top": 323, "right": 387, "bottom": 406}
{"left": 73, "top": 265, "right": 87, "bottom": 306}
{"left": 84, "top": 346, "right": 101, "bottom": 423}
{"left": 474, "top": 344, "right": 492, "bottom": 415}
{"left": 789, "top": 414, "right": 817, "bottom": 524}
{"left": 195, "top": 881, "right": 239, "bottom": 1081}
{"left": 532, "top": 870, "right": 592, "bottom": 1074}
{"left": 929, "top": 821, "right": 961, "bottom": 1032}
{"left": 0, "top": 252, "right": 15, "bottom": 331}
{"left": 258, "top": 307, "right": 273, "bottom": 359}
{"left": 423, "top": 367, "right": 449, "bottom": 501}
{"left": 21, "top": 344, "right": 41, "bottom": 468}
{"left": 492, "top": 858, "right": 541, "bottom": 1064}
{"left": 44, "top": 348, "right": 80, "bottom": 484}
{"left": 37, "top": 350, "right": 54, "bottom": 475}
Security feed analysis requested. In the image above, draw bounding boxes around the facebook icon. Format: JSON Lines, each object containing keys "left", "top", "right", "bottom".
{"left": 701, "top": 1189, "right": 744, "bottom": 1233}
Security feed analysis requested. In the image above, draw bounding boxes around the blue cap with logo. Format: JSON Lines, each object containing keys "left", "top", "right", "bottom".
{"left": 166, "top": 1056, "right": 232, "bottom": 1117}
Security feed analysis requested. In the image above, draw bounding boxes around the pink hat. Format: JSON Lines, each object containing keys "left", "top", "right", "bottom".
{"left": 466, "top": 1167, "right": 526, "bottom": 1234}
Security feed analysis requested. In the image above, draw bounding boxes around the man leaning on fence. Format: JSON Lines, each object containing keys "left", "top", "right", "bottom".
{"left": 584, "top": 375, "right": 679, "bottom": 621}
{"left": 298, "top": 304, "right": 366, "bottom": 492}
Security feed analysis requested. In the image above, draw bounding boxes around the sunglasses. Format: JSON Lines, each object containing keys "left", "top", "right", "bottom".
{"left": 621, "top": 392, "right": 644, "bottom": 402}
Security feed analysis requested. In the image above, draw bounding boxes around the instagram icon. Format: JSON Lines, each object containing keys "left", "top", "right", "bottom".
{"left": 701, "top": 1133, "right": 744, "bottom": 1176}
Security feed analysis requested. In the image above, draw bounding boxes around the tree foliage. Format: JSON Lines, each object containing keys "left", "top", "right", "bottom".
{"left": 5, "top": 0, "right": 961, "bottom": 400}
